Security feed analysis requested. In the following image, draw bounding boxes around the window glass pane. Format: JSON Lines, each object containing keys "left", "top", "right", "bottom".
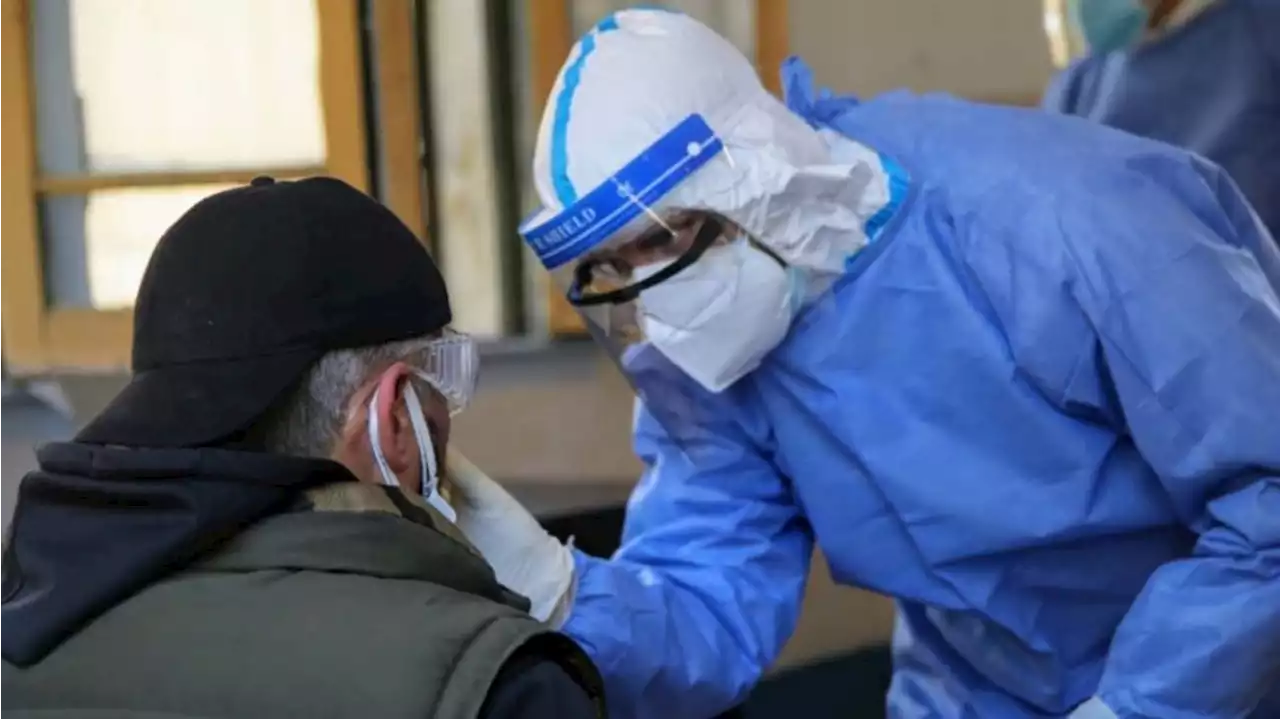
{"left": 31, "top": 0, "right": 325, "bottom": 175}
{"left": 422, "top": 0, "right": 509, "bottom": 338}
{"left": 42, "top": 185, "right": 234, "bottom": 310}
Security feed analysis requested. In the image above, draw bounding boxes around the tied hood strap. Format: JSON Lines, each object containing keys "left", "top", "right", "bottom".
{"left": 780, "top": 56, "right": 862, "bottom": 129}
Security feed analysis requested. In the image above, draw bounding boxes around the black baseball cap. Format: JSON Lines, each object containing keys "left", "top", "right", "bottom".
{"left": 77, "top": 176, "right": 450, "bottom": 448}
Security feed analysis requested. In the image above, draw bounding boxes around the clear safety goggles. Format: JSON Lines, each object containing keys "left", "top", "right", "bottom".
{"left": 520, "top": 113, "right": 747, "bottom": 449}
{"left": 407, "top": 328, "right": 479, "bottom": 416}
{"left": 560, "top": 207, "right": 793, "bottom": 366}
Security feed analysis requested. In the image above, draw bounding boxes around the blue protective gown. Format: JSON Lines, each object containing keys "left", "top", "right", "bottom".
{"left": 562, "top": 59, "right": 1280, "bottom": 719}
{"left": 1043, "top": 0, "right": 1280, "bottom": 242}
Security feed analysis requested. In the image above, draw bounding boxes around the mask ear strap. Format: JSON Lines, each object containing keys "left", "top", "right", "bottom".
{"left": 403, "top": 382, "right": 457, "bottom": 523}
{"left": 367, "top": 385, "right": 399, "bottom": 488}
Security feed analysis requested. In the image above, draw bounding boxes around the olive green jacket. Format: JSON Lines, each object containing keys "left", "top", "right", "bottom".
{"left": 3, "top": 483, "right": 603, "bottom": 719}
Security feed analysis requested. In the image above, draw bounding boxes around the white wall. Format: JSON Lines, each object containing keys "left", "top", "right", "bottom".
{"left": 790, "top": 0, "right": 1057, "bottom": 104}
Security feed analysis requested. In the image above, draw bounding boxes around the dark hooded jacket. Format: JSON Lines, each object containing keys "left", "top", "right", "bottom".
{"left": 2, "top": 443, "right": 604, "bottom": 719}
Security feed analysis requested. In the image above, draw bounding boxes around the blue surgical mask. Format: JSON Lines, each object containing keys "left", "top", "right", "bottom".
{"left": 1071, "top": 0, "right": 1150, "bottom": 54}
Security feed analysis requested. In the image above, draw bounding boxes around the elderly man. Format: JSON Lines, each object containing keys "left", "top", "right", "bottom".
{"left": 2, "top": 177, "right": 604, "bottom": 719}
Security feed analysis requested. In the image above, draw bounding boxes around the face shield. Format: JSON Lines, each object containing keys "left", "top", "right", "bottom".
{"left": 563, "top": 208, "right": 793, "bottom": 349}
{"left": 522, "top": 113, "right": 802, "bottom": 447}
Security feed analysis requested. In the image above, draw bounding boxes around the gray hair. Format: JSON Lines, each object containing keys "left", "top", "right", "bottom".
{"left": 254, "top": 335, "right": 436, "bottom": 458}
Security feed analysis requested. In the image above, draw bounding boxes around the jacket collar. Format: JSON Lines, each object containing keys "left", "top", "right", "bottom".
{"left": 197, "top": 482, "right": 530, "bottom": 612}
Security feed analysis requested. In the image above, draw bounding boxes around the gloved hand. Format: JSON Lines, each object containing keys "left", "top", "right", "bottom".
{"left": 446, "top": 446, "right": 577, "bottom": 626}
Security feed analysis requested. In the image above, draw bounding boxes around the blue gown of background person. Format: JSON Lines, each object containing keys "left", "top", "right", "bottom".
{"left": 1043, "top": 0, "right": 1280, "bottom": 242}
{"left": 559, "top": 59, "right": 1280, "bottom": 719}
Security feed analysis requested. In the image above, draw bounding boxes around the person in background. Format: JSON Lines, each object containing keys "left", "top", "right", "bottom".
{"left": 446, "top": 8, "right": 1280, "bottom": 719}
{"left": 2, "top": 177, "right": 605, "bottom": 719}
{"left": 1043, "top": 0, "right": 1278, "bottom": 239}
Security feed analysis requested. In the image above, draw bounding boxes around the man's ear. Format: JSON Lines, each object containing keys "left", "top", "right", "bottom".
{"left": 370, "top": 362, "right": 417, "bottom": 480}
{"left": 334, "top": 362, "right": 415, "bottom": 484}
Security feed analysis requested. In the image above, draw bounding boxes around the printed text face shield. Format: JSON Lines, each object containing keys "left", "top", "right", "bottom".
{"left": 521, "top": 114, "right": 756, "bottom": 448}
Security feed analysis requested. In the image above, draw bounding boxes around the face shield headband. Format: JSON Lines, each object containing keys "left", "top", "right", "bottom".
{"left": 519, "top": 113, "right": 725, "bottom": 272}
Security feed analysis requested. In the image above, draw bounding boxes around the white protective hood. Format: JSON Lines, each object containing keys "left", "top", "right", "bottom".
{"left": 530, "top": 7, "right": 893, "bottom": 277}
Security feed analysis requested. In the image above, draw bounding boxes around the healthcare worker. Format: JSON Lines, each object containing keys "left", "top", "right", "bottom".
{"left": 1042, "top": 0, "right": 1279, "bottom": 239}
{"left": 450, "top": 8, "right": 1280, "bottom": 719}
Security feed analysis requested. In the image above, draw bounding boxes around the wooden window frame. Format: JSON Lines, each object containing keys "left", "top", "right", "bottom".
{"left": 369, "top": 0, "right": 428, "bottom": 242}
{"left": 0, "top": 0, "right": 368, "bottom": 373}
{"left": 528, "top": 0, "right": 789, "bottom": 336}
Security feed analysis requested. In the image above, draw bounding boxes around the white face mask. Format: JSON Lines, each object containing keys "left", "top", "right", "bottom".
{"left": 636, "top": 237, "right": 803, "bottom": 393}
{"left": 367, "top": 380, "right": 456, "bottom": 522}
